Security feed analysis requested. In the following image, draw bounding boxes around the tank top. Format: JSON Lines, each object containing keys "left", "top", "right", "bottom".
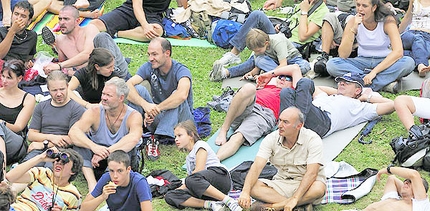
{"left": 0, "top": 92, "right": 28, "bottom": 124}
{"left": 410, "top": 0, "right": 430, "bottom": 31}
{"left": 357, "top": 21, "right": 392, "bottom": 57}
{"left": 91, "top": 105, "right": 134, "bottom": 146}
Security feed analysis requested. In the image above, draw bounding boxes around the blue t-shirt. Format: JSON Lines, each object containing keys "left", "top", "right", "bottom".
{"left": 91, "top": 171, "right": 152, "bottom": 210}
{"left": 136, "top": 59, "right": 193, "bottom": 112}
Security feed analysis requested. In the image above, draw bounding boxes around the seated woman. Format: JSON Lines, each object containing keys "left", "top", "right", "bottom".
{"left": 0, "top": 59, "right": 35, "bottom": 166}
{"left": 164, "top": 120, "right": 241, "bottom": 211}
{"left": 394, "top": 78, "right": 430, "bottom": 140}
{"left": 68, "top": 48, "right": 120, "bottom": 108}
{"left": 326, "top": 0, "right": 415, "bottom": 93}
{"left": 399, "top": 0, "right": 430, "bottom": 77}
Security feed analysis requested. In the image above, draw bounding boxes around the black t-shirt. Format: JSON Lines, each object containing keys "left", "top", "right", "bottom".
{"left": 0, "top": 27, "right": 37, "bottom": 61}
{"left": 74, "top": 67, "right": 119, "bottom": 103}
{"left": 124, "top": 0, "right": 171, "bottom": 14}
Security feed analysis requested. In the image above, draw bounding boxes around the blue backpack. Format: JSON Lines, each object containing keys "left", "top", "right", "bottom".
{"left": 162, "top": 18, "right": 190, "bottom": 39}
{"left": 212, "top": 19, "right": 242, "bottom": 49}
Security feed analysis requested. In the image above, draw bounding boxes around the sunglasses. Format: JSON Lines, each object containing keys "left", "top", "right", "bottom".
{"left": 278, "top": 75, "right": 292, "bottom": 82}
{"left": 3, "top": 62, "right": 19, "bottom": 72}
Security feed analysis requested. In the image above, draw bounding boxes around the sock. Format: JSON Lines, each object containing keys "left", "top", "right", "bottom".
{"left": 222, "top": 196, "right": 232, "bottom": 206}
{"left": 203, "top": 201, "right": 212, "bottom": 209}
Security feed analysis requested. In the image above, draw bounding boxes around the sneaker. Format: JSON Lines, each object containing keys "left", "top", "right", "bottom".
{"left": 210, "top": 62, "right": 229, "bottom": 82}
{"left": 145, "top": 135, "right": 160, "bottom": 161}
{"left": 409, "top": 125, "right": 424, "bottom": 140}
{"left": 313, "top": 52, "right": 329, "bottom": 76}
{"left": 211, "top": 201, "right": 227, "bottom": 211}
{"left": 218, "top": 52, "right": 241, "bottom": 66}
{"left": 382, "top": 81, "right": 399, "bottom": 94}
{"left": 41, "top": 26, "right": 56, "bottom": 46}
{"left": 226, "top": 199, "right": 242, "bottom": 211}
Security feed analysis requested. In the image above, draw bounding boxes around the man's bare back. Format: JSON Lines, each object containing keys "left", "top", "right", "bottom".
{"left": 364, "top": 198, "right": 412, "bottom": 211}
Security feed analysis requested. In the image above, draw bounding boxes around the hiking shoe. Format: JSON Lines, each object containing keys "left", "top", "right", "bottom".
{"left": 212, "top": 86, "right": 235, "bottom": 101}
{"left": 211, "top": 201, "right": 227, "bottom": 211}
{"left": 210, "top": 62, "right": 229, "bottom": 81}
{"left": 217, "top": 52, "right": 241, "bottom": 66}
{"left": 409, "top": 125, "right": 424, "bottom": 140}
{"left": 145, "top": 135, "right": 160, "bottom": 161}
{"left": 314, "top": 52, "right": 329, "bottom": 76}
{"left": 382, "top": 81, "right": 399, "bottom": 94}
{"left": 42, "top": 26, "right": 56, "bottom": 46}
{"left": 226, "top": 199, "right": 242, "bottom": 211}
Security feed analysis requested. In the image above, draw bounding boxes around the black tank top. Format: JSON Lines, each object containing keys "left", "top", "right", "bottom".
{"left": 0, "top": 92, "right": 28, "bottom": 124}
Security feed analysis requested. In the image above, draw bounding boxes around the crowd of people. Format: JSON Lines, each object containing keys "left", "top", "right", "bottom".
{"left": 0, "top": 0, "right": 429, "bottom": 210}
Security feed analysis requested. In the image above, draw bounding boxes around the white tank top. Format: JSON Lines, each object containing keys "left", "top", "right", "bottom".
{"left": 356, "top": 21, "right": 391, "bottom": 57}
{"left": 410, "top": 0, "right": 430, "bottom": 31}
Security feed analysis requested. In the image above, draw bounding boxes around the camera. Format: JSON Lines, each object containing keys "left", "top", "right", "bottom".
{"left": 278, "top": 20, "right": 292, "bottom": 38}
{"left": 46, "top": 149, "right": 69, "bottom": 164}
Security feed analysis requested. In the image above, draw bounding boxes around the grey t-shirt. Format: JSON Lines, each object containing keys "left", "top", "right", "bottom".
{"left": 186, "top": 140, "right": 225, "bottom": 175}
{"left": 29, "top": 99, "right": 85, "bottom": 135}
{"left": 266, "top": 33, "right": 301, "bottom": 62}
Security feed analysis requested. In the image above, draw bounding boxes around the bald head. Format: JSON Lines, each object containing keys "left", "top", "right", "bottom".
{"left": 149, "top": 37, "right": 172, "bottom": 57}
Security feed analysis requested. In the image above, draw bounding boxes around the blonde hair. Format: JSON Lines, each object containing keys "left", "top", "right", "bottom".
{"left": 246, "top": 28, "right": 269, "bottom": 50}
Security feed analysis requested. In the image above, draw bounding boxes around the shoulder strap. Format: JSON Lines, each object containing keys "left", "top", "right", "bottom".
{"left": 21, "top": 92, "right": 29, "bottom": 105}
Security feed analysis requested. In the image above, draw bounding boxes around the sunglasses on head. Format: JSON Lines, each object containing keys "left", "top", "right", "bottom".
{"left": 278, "top": 75, "right": 292, "bottom": 81}
{"left": 3, "top": 62, "right": 19, "bottom": 71}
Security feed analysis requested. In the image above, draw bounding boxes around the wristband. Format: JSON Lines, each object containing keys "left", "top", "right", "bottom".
{"left": 301, "top": 11, "right": 308, "bottom": 15}
{"left": 387, "top": 164, "right": 393, "bottom": 174}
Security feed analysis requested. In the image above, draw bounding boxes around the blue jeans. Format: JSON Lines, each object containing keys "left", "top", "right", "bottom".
{"left": 228, "top": 55, "right": 310, "bottom": 77}
{"left": 229, "top": 10, "right": 276, "bottom": 52}
{"left": 279, "top": 78, "right": 331, "bottom": 137}
{"left": 401, "top": 30, "right": 430, "bottom": 67}
{"left": 128, "top": 85, "right": 193, "bottom": 138}
{"left": 326, "top": 56, "right": 414, "bottom": 91}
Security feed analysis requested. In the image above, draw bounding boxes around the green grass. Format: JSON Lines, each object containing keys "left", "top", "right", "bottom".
{"left": 33, "top": 0, "right": 430, "bottom": 210}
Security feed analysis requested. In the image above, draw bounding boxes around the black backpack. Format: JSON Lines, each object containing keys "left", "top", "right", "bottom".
{"left": 390, "top": 126, "right": 430, "bottom": 171}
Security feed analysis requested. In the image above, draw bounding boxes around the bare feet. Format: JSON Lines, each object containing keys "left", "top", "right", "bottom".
{"left": 215, "top": 130, "right": 227, "bottom": 146}
{"left": 73, "top": 0, "right": 90, "bottom": 9}
{"left": 418, "top": 64, "right": 430, "bottom": 77}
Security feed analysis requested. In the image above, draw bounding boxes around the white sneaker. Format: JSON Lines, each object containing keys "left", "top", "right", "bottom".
{"left": 209, "top": 62, "right": 229, "bottom": 81}
{"left": 218, "top": 52, "right": 241, "bottom": 66}
{"left": 211, "top": 201, "right": 227, "bottom": 211}
{"left": 226, "top": 200, "right": 242, "bottom": 211}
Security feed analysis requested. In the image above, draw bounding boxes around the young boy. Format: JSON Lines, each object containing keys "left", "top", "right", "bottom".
{"left": 80, "top": 150, "right": 152, "bottom": 211}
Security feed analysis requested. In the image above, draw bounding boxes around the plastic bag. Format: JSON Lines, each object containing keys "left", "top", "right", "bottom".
{"left": 32, "top": 52, "right": 54, "bottom": 78}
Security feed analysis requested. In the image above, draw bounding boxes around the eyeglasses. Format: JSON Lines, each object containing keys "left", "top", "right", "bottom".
{"left": 278, "top": 75, "right": 292, "bottom": 82}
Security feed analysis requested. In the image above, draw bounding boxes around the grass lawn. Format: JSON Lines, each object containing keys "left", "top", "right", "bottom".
{"left": 34, "top": 0, "right": 430, "bottom": 210}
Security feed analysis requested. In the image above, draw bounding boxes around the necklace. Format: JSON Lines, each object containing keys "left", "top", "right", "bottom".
{"left": 106, "top": 104, "right": 125, "bottom": 133}
{"left": 14, "top": 30, "right": 28, "bottom": 41}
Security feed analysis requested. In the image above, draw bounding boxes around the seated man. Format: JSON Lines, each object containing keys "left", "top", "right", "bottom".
{"left": 210, "top": 27, "right": 310, "bottom": 82}
{"left": 394, "top": 82, "right": 430, "bottom": 140}
{"left": 363, "top": 166, "right": 429, "bottom": 210}
{"left": 213, "top": 1, "right": 328, "bottom": 67}
{"left": 0, "top": 1, "right": 37, "bottom": 63}
{"left": 276, "top": 72, "right": 394, "bottom": 137}
{"left": 23, "top": 70, "right": 85, "bottom": 163}
{"left": 6, "top": 148, "right": 84, "bottom": 210}
{"left": 69, "top": 77, "right": 143, "bottom": 192}
{"left": 215, "top": 64, "right": 303, "bottom": 161}
{"left": 238, "top": 107, "right": 326, "bottom": 211}
{"left": 126, "top": 37, "right": 193, "bottom": 143}
{"left": 42, "top": 6, "right": 129, "bottom": 78}
{"left": 81, "top": 150, "right": 152, "bottom": 211}
{"left": 90, "top": 0, "right": 188, "bottom": 41}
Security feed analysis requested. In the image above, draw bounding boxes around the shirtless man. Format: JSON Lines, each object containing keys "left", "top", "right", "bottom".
{"left": 43, "top": 5, "right": 98, "bottom": 76}
{"left": 364, "top": 166, "right": 429, "bottom": 211}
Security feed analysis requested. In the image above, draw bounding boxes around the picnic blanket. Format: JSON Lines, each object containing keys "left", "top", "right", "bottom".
{"left": 322, "top": 161, "right": 378, "bottom": 204}
{"left": 206, "top": 122, "right": 366, "bottom": 170}
{"left": 114, "top": 37, "right": 217, "bottom": 48}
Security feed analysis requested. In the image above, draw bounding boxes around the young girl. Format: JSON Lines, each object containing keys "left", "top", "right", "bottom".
{"left": 164, "top": 120, "right": 242, "bottom": 211}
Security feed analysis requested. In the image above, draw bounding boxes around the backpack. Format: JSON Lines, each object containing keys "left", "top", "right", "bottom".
{"left": 230, "top": 161, "right": 278, "bottom": 190}
{"left": 390, "top": 127, "right": 430, "bottom": 171}
{"left": 147, "top": 169, "right": 182, "bottom": 198}
{"left": 212, "top": 19, "right": 242, "bottom": 49}
{"left": 162, "top": 18, "right": 191, "bottom": 39}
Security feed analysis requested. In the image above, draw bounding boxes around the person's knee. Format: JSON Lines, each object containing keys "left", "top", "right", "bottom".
{"left": 249, "top": 10, "right": 265, "bottom": 19}
{"left": 394, "top": 95, "right": 411, "bottom": 109}
{"left": 239, "top": 83, "right": 257, "bottom": 96}
{"left": 308, "top": 181, "right": 326, "bottom": 199}
{"left": 184, "top": 174, "right": 202, "bottom": 187}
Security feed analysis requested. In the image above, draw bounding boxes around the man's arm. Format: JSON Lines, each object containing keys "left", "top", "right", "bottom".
{"left": 107, "top": 111, "right": 143, "bottom": 153}
{"left": 157, "top": 77, "right": 191, "bottom": 111}
{"left": 314, "top": 86, "right": 337, "bottom": 96}
{"left": 140, "top": 201, "right": 153, "bottom": 211}
{"left": 59, "top": 25, "right": 99, "bottom": 68}
{"left": 358, "top": 92, "right": 395, "bottom": 115}
{"left": 126, "top": 74, "right": 153, "bottom": 112}
{"left": 238, "top": 156, "right": 267, "bottom": 208}
{"left": 257, "top": 64, "right": 303, "bottom": 88}
{"left": 6, "top": 152, "right": 54, "bottom": 183}
{"left": 377, "top": 167, "right": 427, "bottom": 200}
{"left": 28, "top": 129, "right": 71, "bottom": 148}
{"left": 80, "top": 193, "right": 106, "bottom": 211}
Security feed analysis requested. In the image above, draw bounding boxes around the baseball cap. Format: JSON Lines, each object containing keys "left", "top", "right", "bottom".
{"left": 335, "top": 73, "right": 364, "bottom": 89}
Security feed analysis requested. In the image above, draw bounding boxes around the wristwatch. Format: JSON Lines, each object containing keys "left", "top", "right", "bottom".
{"left": 387, "top": 164, "right": 393, "bottom": 174}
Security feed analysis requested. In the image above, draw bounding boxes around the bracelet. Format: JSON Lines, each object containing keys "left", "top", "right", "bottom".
{"left": 367, "top": 94, "right": 373, "bottom": 103}
{"left": 301, "top": 11, "right": 308, "bottom": 15}
{"left": 58, "top": 63, "right": 62, "bottom": 70}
